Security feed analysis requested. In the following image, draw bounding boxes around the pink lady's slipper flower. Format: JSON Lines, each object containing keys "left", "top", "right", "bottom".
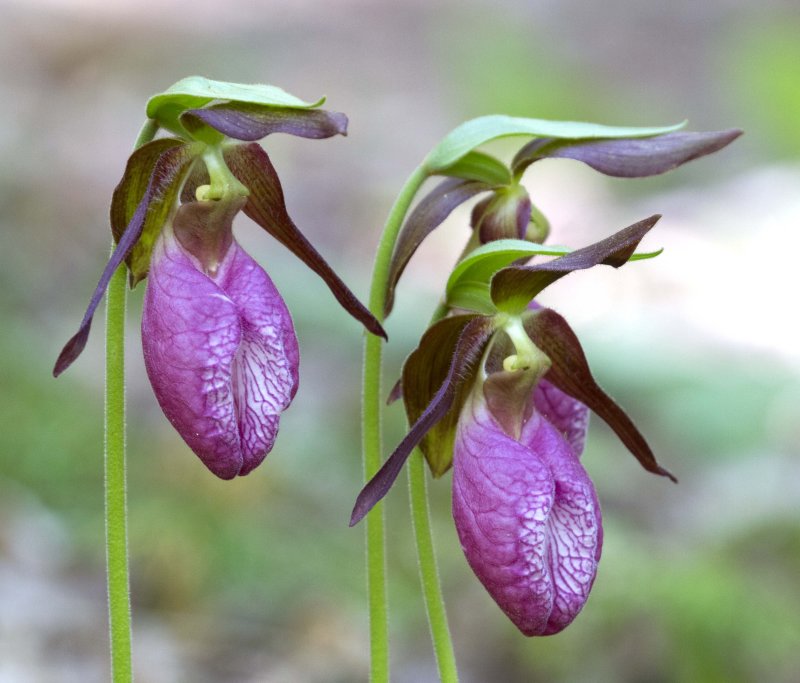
{"left": 351, "top": 218, "right": 677, "bottom": 634}
{"left": 352, "top": 125, "right": 739, "bottom": 634}
{"left": 141, "top": 197, "right": 300, "bottom": 479}
{"left": 54, "top": 79, "right": 385, "bottom": 477}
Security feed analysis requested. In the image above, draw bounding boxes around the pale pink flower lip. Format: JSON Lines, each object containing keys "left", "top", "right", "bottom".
{"left": 141, "top": 200, "right": 299, "bottom": 479}
{"left": 452, "top": 389, "right": 602, "bottom": 636}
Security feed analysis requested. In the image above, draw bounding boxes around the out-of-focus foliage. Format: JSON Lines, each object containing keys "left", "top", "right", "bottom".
{"left": 726, "top": 19, "right": 800, "bottom": 157}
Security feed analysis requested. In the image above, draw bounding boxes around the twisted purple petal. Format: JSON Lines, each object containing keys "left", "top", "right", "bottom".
{"left": 527, "top": 302, "right": 590, "bottom": 457}
{"left": 142, "top": 218, "right": 298, "bottom": 479}
{"left": 453, "top": 391, "right": 601, "bottom": 636}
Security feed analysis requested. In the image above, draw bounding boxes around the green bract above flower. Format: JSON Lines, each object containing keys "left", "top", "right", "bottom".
{"left": 421, "top": 115, "right": 689, "bottom": 173}
{"left": 145, "top": 75, "right": 326, "bottom": 139}
{"left": 54, "top": 78, "right": 385, "bottom": 378}
{"left": 445, "top": 238, "right": 663, "bottom": 314}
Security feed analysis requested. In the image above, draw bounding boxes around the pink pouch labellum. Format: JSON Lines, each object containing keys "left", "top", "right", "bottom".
{"left": 142, "top": 217, "right": 299, "bottom": 479}
{"left": 452, "top": 390, "right": 601, "bottom": 636}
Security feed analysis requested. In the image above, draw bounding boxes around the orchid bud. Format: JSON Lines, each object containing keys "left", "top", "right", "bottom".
{"left": 452, "top": 380, "right": 602, "bottom": 636}
{"left": 141, "top": 196, "right": 299, "bottom": 479}
{"left": 470, "top": 184, "right": 532, "bottom": 244}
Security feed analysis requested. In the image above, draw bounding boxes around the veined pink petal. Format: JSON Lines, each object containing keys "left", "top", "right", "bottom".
{"left": 453, "top": 389, "right": 601, "bottom": 636}
{"left": 141, "top": 220, "right": 298, "bottom": 478}
{"left": 519, "top": 407, "right": 602, "bottom": 634}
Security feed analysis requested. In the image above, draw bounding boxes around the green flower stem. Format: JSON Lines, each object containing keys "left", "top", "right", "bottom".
{"left": 403, "top": 295, "right": 460, "bottom": 682}
{"left": 362, "top": 165, "right": 426, "bottom": 683}
{"left": 362, "top": 163, "right": 458, "bottom": 682}
{"left": 407, "top": 449, "right": 459, "bottom": 682}
{"left": 104, "top": 117, "right": 158, "bottom": 683}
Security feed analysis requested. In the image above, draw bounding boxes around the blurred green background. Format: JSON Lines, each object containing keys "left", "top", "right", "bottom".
{"left": 1, "top": 0, "right": 798, "bottom": 681}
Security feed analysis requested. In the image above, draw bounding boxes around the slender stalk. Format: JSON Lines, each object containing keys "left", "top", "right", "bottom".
{"left": 104, "top": 117, "right": 158, "bottom": 683}
{"left": 105, "top": 262, "right": 132, "bottom": 683}
{"left": 362, "top": 165, "right": 427, "bottom": 683}
{"left": 407, "top": 450, "right": 459, "bottom": 682}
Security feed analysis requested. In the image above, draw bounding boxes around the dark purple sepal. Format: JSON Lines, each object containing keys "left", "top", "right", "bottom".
{"left": 54, "top": 143, "right": 199, "bottom": 377}
{"left": 182, "top": 103, "right": 348, "bottom": 142}
{"left": 385, "top": 177, "right": 491, "bottom": 317}
{"left": 350, "top": 316, "right": 496, "bottom": 526}
{"left": 513, "top": 129, "right": 742, "bottom": 178}
{"left": 491, "top": 215, "right": 660, "bottom": 313}
{"left": 524, "top": 307, "right": 676, "bottom": 482}
{"left": 110, "top": 138, "right": 185, "bottom": 241}
{"left": 110, "top": 138, "right": 198, "bottom": 286}
{"left": 223, "top": 142, "right": 386, "bottom": 339}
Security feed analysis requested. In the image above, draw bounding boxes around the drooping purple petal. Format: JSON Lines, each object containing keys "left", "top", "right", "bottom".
{"left": 141, "top": 209, "right": 298, "bottom": 479}
{"left": 525, "top": 303, "right": 589, "bottom": 455}
{"left": 109, "top": 137, "right": 191, "bottom": 285}
{"left": 182, "top": 103, "right": 348, "bottom": 142}
{"left": 53, "top": 143, "right": 196, "bottom": 376}
{"left": 385, "top": 177, "right": 492, "bottom": 316}
{"left": 223, "top": 142, "right": 386, "bottom": 340}
{"left": 350, "top": 316, "right": 496, "bottom": 526}
{"left": 524, "top": 307, "right": 676, "bottom": 482}
{"left": 452, "top": 391, "right": 601, "bottom": 636}
{"left": 402, "top": 314, "right": 489, "bottom": 476}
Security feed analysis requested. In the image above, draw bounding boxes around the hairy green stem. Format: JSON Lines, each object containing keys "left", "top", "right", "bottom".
{"left": 362, "top": 163, "right": 459, "bottom": 682}
{"left": 362, "top": 165, "right": 427, "bottom": 683}
{"left": 403, "top": 296, "right": 461, "bottom": 682}
{"left": 407, "top": 450, "right": 459, "bottom": 682}
{"left": 105, "top": 262, "right": 132, "bottom": 683}
{"left": 104, "top": 117, "right": 158, "bottom": 683}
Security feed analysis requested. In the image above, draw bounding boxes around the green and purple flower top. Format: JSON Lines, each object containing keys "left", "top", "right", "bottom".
{"left": 53, "top": 77, "right": 385, "bottom": 479}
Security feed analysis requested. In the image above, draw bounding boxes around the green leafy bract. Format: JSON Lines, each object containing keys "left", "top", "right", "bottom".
{"left": 423, "top": 115, "right": 686, "bottom": 174}
{"left": 146, "top": 76, "right": 325, "bottom": 136}
{"left": 446, "top": 238, "right": 662, "bottom": 314}
{"left": 437, "top": 151, "right": 512, "bottom": 185}
{"left": 490, "top": 215, "right": 661, "bottom": 314}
